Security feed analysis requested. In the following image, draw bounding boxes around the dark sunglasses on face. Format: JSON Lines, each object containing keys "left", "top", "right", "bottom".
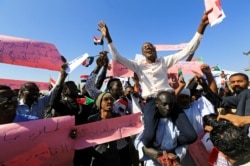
{"left": 0, "top": 96, "right": 18, "bottom": 104}
{"left": 102, "top": 97, "right": 115, "bottom": 102}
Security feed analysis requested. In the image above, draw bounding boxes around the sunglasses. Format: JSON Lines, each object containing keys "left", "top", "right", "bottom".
{"left": 0, "top": 96, "right": 18, "bottom": 104}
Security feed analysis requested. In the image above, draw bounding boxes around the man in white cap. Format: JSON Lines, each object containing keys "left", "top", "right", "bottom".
{"left": 177, "top": 88, "right": 215, "bottom": 134}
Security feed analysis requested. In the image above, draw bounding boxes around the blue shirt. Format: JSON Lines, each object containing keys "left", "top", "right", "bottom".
{"left": 14, "top": 90, "right": 53, "bottom": 122}
{"left": 135, "top": 118, "right": 187, "bottom": 166}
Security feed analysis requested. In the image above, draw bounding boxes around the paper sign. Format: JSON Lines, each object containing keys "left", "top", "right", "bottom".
{"left": 108, "top": 60, "right": 203, "bottom": 77}
{"left": 0, "top": 78, "right": 50, "bottom": 90}
{"left": 168, "top": 61, "right": 203, "bottom": 75}
{"left": 107, "top": 60, "right": 134, "bottom": 77}
{"left": 0, "top": 116, "right": 75, "bottom": 166}
{"left": 0, "top": 114, "right": 145, "bottom": 165}
{"left": 66, "top": 53, "right": 89, "bottom": 73}
{"left": 74, "top": 113, "right": 144, "bottom": 150}
{"left": 3, "top": 143, "right": 51, "bottom": 166}
{"left": 0, "top": 35, "right": 62, "bottom": 71}
{"left": 154, "top": 43, "right": 188, "bottom": 51}
{"left": 205, "top": 0, "right": 226, "bottom": 26}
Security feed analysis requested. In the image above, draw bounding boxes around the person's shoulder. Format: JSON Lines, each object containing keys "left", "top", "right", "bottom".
{"left": 88, "top": 113, "right": 100, "bottom": 122}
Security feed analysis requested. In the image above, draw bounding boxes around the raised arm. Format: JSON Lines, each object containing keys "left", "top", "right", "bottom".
{"left": 197, "top": 8, "right": 213, "bottom": 35}
{"left": 164, "top": 9, "right": 213, "bottom": 67}
{"left": 191, "top": 64, "right": 217, "bottom": 94}
{"left": 85, "top": 55, "right": 104, "bottom": 99}
{"left": 56, "top": 63, "right": 68, "bottom": 86}
{"left": 95, "top": 51, "right": 109, "bottom": 89}
{"left": 98, "top": 21, "right": 138, "bottom": 72}
{"left": 98, "top": 21, "right": 112, "bottom": 44}
{"left": 175, "top": 76, "right": 186, "bottom": 96}
{"left": 218, "top": 114, "right": 250, "bottom": 127}
{"left": 200, "top": 64, "right": 217, "bottom": 94}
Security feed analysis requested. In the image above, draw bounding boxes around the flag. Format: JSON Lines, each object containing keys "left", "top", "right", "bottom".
{"left": 50, "top": 77, "right": 56, "bottom": 87}
{"left": 243, "top": 51, "right": 250, "bottom": 56}
{"left": 80, "top": 75, "right": 89, "bottom": 83}
{"left": 76, "top": 96, "right": 94, "bottom": 105}
{"left": 244, "top": 67, "right": 250, "bottom": 71}
{"left": 211, "top": 65, "right": 221, "bottom": 71}
{"left": 93, "top": 36, "right": 104, "bottom": 45}
{"left": 178, "top": 68, "right": 183, "bottom": 79}
{"left": 113, "top": 97, "right": 129, "bottom": 115}
{"left": 191, "top": 57, "right": 203, "bottom": 62}
{"left": 82, "top": 56, "right": 94, "bottom": 67}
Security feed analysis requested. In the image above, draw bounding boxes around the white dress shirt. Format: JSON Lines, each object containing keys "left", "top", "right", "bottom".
{"left": 108, "top": 32, "right": 203, "bottom": 98}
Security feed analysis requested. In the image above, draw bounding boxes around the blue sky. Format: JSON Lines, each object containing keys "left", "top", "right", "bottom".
{"left": 0, "top": 0, "right": 250, "bottom": 85}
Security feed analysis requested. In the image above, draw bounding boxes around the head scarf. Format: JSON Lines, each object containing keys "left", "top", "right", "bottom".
{"left": 95, "top": 92, "right": 114, "bottom": 110}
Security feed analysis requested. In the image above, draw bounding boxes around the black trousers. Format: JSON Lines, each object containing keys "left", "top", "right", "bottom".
{"left": 142, "top": 98, "right": 197, "bottom": 147}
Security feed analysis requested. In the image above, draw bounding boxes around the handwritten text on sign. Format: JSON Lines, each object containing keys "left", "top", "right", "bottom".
{"left": 0, "top": 113, "right": 144, "bottom": 165}
{"left": 74, "top": 112, "right": 144, "bottom": 150}
{"left": 107, "top": 60, "right": 134, "bottom": 77}
{"left": 0, "top": 116, "right": 75, "bottom": 166}
{"left": 0, "top": 35, "right": 62, "bottom": 71}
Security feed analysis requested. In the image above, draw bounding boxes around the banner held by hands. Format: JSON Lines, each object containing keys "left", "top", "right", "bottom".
{"left": 0, "top": 35, "right": 63, "bottom": 71}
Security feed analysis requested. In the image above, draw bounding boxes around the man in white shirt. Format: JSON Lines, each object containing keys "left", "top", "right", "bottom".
{"left": 98, "top": 9, "right": 212, "bottom": 99}
{"left": 98, "top": 9, "right": 213, "bottom": 148}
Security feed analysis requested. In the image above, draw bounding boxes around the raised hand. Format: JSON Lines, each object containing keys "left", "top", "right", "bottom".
{"left": 178, "top": 76, "right": 186, "bottom": 88}
{"left": 98, "top": 21, "right": 112, "bottom": 43}
{"left": 197, "top": 8, "right": 213, "bottom": 34}
{"left": 200, "top": 64, "right": 212, "bottom": 75}
{"left": 217, "top": 114, "right": 246, "bottom": 127}
{"left": 201, "top": 8, "right": 213, "bottom": 26}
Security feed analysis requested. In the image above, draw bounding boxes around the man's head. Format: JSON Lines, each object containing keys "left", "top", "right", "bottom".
{"left": 95, "top": 92, "right": 114, "bottom": 112}
{"left": 177, "top": 88, "right": 191, "bottom": 109}
{"left": 141, "top": 42, "right": 157, "bottom": 63}
{"left": 0, "top": 85, "right": 18, "bottom": 124}
{"left": 155, "top": 90, "right": 175, "bottom": 117}
{"left": 62, "top": 81, "right": 78, "bottom": 99}
{"left": 210, "top": 121, "right": 250, "bottom": 164}
{"left": 124, "top": 85, "right": 134, "bottom": 97}
{"left": 229, "top": 73, "right": 249, "bottom": 94}
{"left": 106, "top": 78, "right": 123, "bottom": 99}
{"left": 19, "top": 82, "right": 40, "bottom": 105}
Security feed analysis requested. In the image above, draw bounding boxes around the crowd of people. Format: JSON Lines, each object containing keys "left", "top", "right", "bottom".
{"left": 1, "top": 8, "right": 250, "bottom": 166}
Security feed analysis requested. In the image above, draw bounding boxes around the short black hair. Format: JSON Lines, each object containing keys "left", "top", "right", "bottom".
{"left": 229, "top": 73, "right": 249, "bottom": 82}
{"left": 20, "top": 82, "right": 39, "bottom": 93}
{"left": 62, "top": 81, "right": 76, "bottom": 94}
{"left": 203, "top": 113, "right": 231, "bottom": 128}
{"left": 210, "top": 122, "right": 250, "bottom": 164}
{"left": 106, "top": 78, "right": 121, "bottom": 91}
